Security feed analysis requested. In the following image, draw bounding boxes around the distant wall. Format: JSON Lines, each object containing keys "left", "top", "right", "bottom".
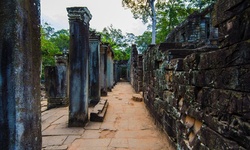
{"left": 137, "top": 0, "right": 250, "bottom": 149}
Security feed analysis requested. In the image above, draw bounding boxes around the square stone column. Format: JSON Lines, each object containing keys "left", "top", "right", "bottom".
{"left": 89, "top": 32, "right": 101, "bottom": 105}
{"left": 107, "top": 48, "right": 114, "bottom": 91}
{"left": 0, "top": 0, "right": 41, "bottom": 149}
{"left": 44, "top": 55, "right": 68, "bottom": 109}
{"left": 67, "top": 7, "right": 92, "bottom": 127}
{"left": 100, "top": 44, "right": 108, "bottom": 96}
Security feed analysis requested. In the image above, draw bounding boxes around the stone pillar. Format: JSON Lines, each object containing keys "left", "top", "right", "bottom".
{"left": 130, "top": 44, "right": 138, "bottom": 88}
{"left": 100, "top": 44, "right": 108, "bottom": 96}
{"left": 114, "top": 61, "right": 119, "bottom": 83}
{"left": 45, "top": 55, "right": 68, "bottom": 109}
{"left": 89, "top": 32, "right": 101, "bottom": 105}
{"left": 0, "top": 0, "right": 41, "bottom": 149}
{"left": 67, "top": 7, "right": 92, "bottom": 127}
{"left": 107, "top": 47, "right": 114, "bottom": 91}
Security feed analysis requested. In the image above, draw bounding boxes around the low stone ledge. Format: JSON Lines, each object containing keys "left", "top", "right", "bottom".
{"left": 132, "top": 94, "right": 143, "bottom": 102}
{"left": 90, "top": 99, "right": 108, "bottom": 122}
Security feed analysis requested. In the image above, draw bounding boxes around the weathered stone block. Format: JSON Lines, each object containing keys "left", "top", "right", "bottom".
{"left": 90, "top": 99, "right": 109, "bottom": 122}
{"left": 217, "top": 7, "right": 250, "bottom": 48}
{"left": 159, "top": 43, "right": 183, "bottom": 52}
{"left": 186, "top": 106, "right": 203, "bottom": 121}
{"left": 163, "top": 101, "right": 180, "bottom": 119}
{"left": 165, "top": 70, "right": 173, "bottom": 83}
{"left": 199, "top": 126, "right": 243, "bottom": 149}
{"left": 163, "top": 91, "right": 176, "bottom": 106}
{"left": 212, "top": 0, "right": 250, "bottom": 26}
{"left": 163, "top": 49, "right": 196, "bottom": 62}
{"left": 226, "top": 115, "right": 250, "bottom": 149}
{"left": 183, "top": 53, "right": 200, "bottom": 71}
{"left": 132, "top": 94, "right": 143, "bottom": 102}
{"left": 192, "top": 66, "right": 250, "bottom": 92}
{"left": 198, "top": 88, "right": 250, "bottom": 121}
{"left": 165, "top": 58, "right": 184, "bottom": 71}
{"left": 189, "top": 138, "right": 209, "bottom": 150}
{"left": 172, "top": 85, "right": 197, "bottom": 109}
{"left": 163, "top": 114, "right": 177, "bottom": 142}
{"left": 198, "top": 41, "right": 250, "bottom": 70}
{"left": 173, "top": 71, "right": 192, "bottom": 86}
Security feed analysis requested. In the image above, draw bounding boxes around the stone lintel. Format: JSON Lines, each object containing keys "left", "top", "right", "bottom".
{"left": 67, "top": 7, "right": 92, "bottom": 24}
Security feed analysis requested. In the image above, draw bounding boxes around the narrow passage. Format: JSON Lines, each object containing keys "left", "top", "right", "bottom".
{"left": 42, "top": 82, "right": 173, "bottom": 150}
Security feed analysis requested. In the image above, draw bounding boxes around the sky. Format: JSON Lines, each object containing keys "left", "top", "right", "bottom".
{"left": 41, "top": 0, "right": 148, "bottom": 36}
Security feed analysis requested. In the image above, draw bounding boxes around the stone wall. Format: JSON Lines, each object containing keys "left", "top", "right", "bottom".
{"left": 141, "top": 0, "right": 250, "bottom": 149}
{"left": 166, "top": 4, "right": 218, "bottom": 49}
{"left": 130, "top": 45, "right": 143, "bottom": 93}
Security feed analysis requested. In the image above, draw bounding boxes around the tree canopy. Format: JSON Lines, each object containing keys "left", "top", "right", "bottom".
{"left": 40, "top": 0, "right": 217, "bottom": 67}
{"left": 99, "top": 25, "right": 135, "bottom": 60}
{"left": 122, "top": 0, "right": 217, "bottom": 52}
{"left": 122, "top": 0, "right": 157, "bottom": 44}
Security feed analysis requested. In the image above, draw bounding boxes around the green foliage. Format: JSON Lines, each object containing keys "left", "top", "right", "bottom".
{"left": 100, "top": 25, "right": 135, "bottom": 61}
{"left": 113, "top": 49, "right": 130, "bottom": 60}
{"left": 122, "top": 0, "right": 157, "bottom": 44}
{"left": 122, "top": 0, "right": 152, "bottom": 23}
{"left": 41, "top": 23, "right": 67, "bottom": 79}
{"left": 50, "top": 29, "right": 70, "bottom": 52}
{"left": 41, "top": 23, "right": 69, "bottom": 67}
{"left": 135, "top": 31, "right": 151, "bottom": 53}
{"left": 41, "top": 25, "right": 61, "bottom": 67}
{"left": 156, "top": 0, "right": 195, "bottom": 43}
{"left": 122, "top": 0, "right": 215, "bottom": 49}
{"left": 187, "top": 0, "right": 217, "bottom": 10}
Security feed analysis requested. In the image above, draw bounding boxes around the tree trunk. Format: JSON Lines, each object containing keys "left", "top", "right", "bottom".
{"left": 150, "top": 0, "right": 156, "bottom": 44}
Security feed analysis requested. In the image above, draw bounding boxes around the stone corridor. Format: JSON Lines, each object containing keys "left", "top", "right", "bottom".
{"left": 42, "top": 82, "right": 174, "bottom": 150}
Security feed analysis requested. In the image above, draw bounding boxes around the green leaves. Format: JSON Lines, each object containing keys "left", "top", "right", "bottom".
{"left": 41, "top": 23, "right": 67, "bottom": 79}
{"left": 122, "top": 0, "right": 156, "bottom": 44}
{"left": 41, "top": 23, "right": 69, "bottom": 67}
{"left": 122, "top": 0, "right": 215, "bottom": 48}
{"left": 156, "top": 0, "right": 195, "bottom": 43}
{"left": 187, "top": 0, "right": 216, "bottom": 10}
{"left": 122, "top": 0, "right": 151, "bottom": 23}
{"left": 100, "top": 25, "right": 134, "bottom": 61}
{"left": 135, "top": 31, "right": 151, "bottom": 52}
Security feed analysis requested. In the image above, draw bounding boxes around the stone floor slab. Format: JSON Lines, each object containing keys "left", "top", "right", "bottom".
{"left": 63, "top": 135, "right": 81, "bottom": 146}
{"left": 69, "top": 138, "right": 111, "bottom": 148}
{"left": 81, "top": 130, "right": 101, "bottom": 139}
{"left": 128, "top": 138, "right": 168, "bottom": 150}
{"left": 43, "top": 126, "right": 84, "bottom": 136}
{"left": 84, "top": 121, "right": 102, "bottom": 130}
{"left": 42, "top": 136, "right": 67, "bottom": 147}
{"left": 43, "top": 145, "right": 68, "bottom": 150}
{"left": 110, "top": 139, "right": 129, "bottom": 148}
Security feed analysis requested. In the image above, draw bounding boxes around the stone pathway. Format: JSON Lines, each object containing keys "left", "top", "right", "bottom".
{"left": 42, "top": 82, "right": 174, "bottom": 150}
